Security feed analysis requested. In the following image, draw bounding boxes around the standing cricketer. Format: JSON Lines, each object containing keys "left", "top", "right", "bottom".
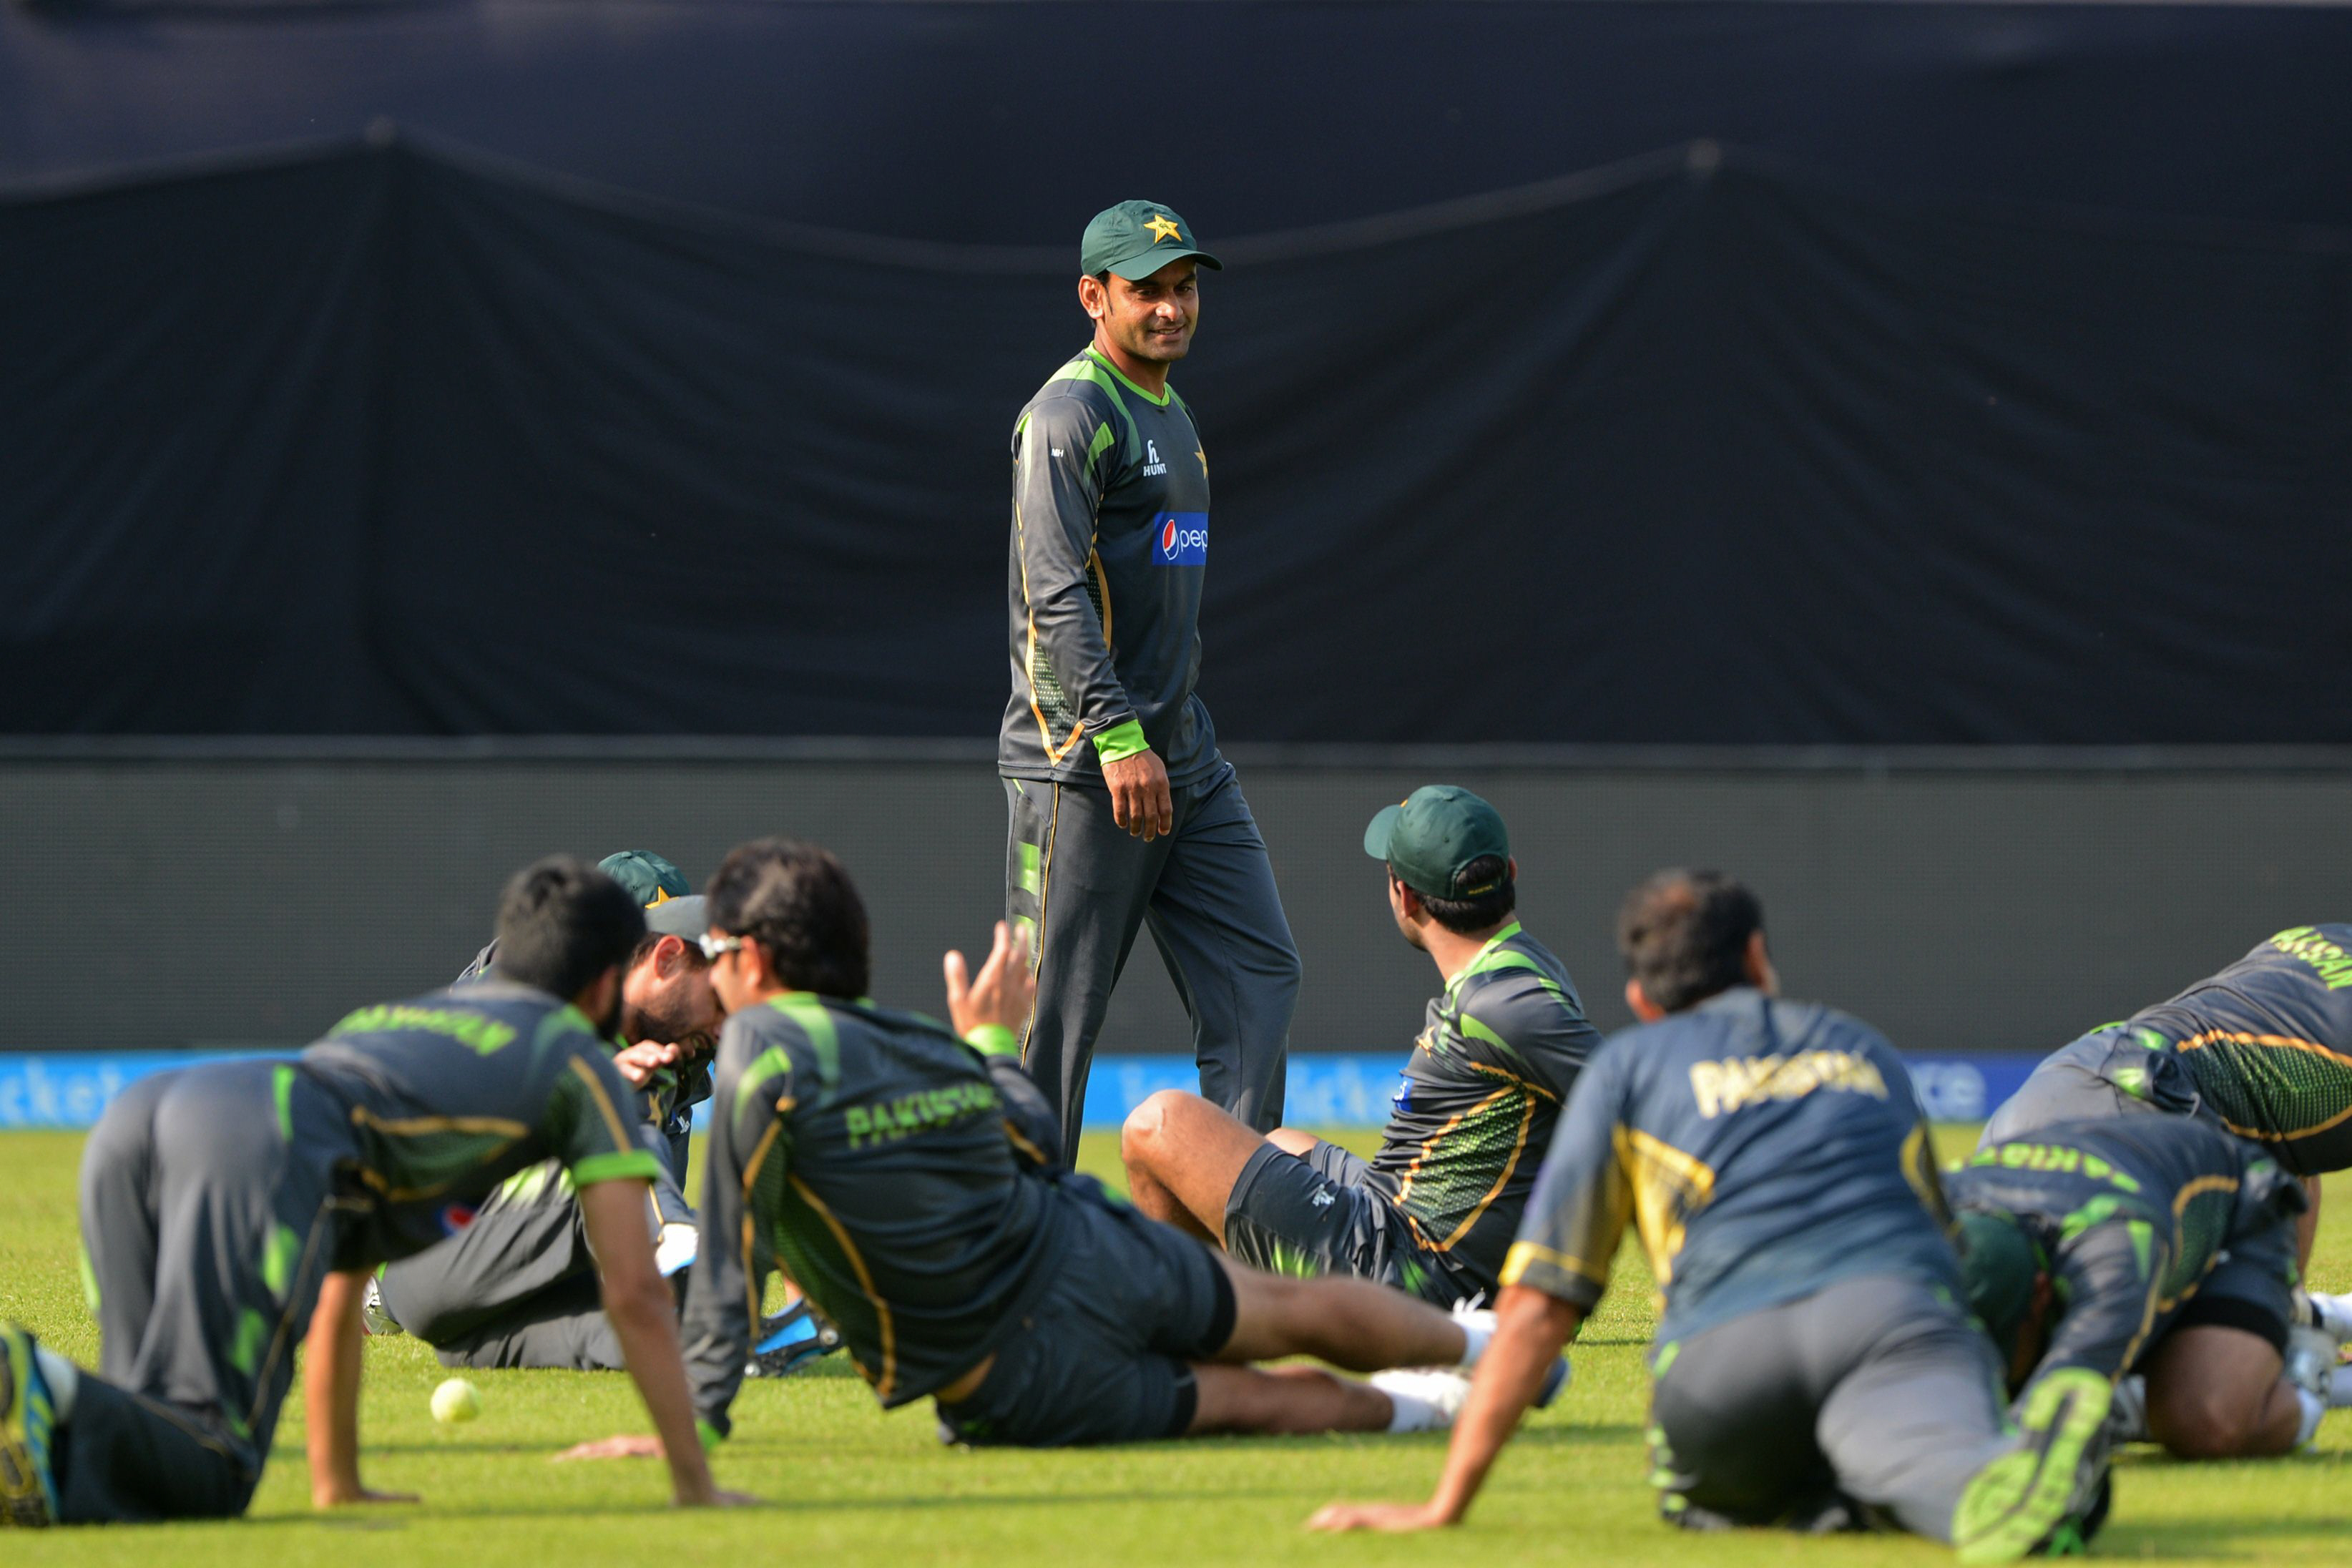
{"left": 1000, "top": 200, "right": 1299, "bottom": 1137}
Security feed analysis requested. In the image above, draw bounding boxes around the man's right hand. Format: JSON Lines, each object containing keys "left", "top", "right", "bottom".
{"left": 1102, "top": 748, "right": 1173, "bottom": 840}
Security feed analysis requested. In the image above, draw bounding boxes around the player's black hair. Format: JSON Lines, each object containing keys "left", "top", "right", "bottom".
{"left": 1617, "top": 869, "right": 1763, "bottom": 1014}
{"left": 628, "top": 928, "right": 710, "bottom": 971}
{"left": 705, "top": 838, "right": 871, "bottom": 1000}
{"left": 1412, "top": 854, "right": 1516, "bottom": 936}
{"left": 494, "top": 856, "right": 647, "bottom": 1004}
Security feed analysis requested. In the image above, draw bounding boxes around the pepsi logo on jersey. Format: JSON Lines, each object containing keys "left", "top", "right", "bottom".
{"left": 1151, "top": 511, "right": 1208, "bottom": 566}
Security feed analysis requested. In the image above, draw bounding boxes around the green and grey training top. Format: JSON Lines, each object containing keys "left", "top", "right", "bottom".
{"left": 680, "top": 991, "right": 1072, "bottom": 1435}
{"left": 1363, "top": 924, "right": 1602, "bottom": 1296}
{"left": 299, "top": 979, "right": 664, "bottom": 1268}
{"left": 999, "top": 345, "right": 1221, "bottom": 787}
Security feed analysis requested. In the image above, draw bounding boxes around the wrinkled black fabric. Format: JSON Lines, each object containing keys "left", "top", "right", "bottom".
{"left": 3, "top": 137, "right": 2348, "bottom": 742}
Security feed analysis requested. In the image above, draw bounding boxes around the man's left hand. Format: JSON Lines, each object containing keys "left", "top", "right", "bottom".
{"left": 1306, "top": 1501, "right": 1455, "bottom": 1533}
{"left": 945, "top": 921, "right": 1037, "bottom": 1037}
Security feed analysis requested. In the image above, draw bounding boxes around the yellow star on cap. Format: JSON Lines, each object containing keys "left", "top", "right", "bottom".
{"left": 1143, "top": 214, "right": 1182, "bottom": 245}
{"left": 647, "top": 888, "right": 673, "bottom": 907}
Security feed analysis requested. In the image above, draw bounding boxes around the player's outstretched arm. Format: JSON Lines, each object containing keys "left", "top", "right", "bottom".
{"left": 307, "top": 1266, "right": 420, "bottom": 1508}
{"left": 1308, "top": 1286, "right": 1581, "bottom": 1533}
{"left": 577, "top": 1177, "right": 759, "bottom": 1507}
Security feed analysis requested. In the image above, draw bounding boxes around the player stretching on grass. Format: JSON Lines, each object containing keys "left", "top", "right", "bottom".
{"left": 1981, "top": 926, "right": 2352, "bottom": 1419}
{"left": 0, "top": 858, "right": 749, "bottom": 1527}
{"left": 1001, "top": 200, "right": 1298, "bottom": 1138}
{"left": 1121, "top": 786, "right": 1599, "bottom": 1305}
{"left": 564, "top": 838, "right": 1565, "bottom": 1464}
{"left": 1312, "top": 871, "right": 2110, "bottom": 1562}
{"left": 1953, "top": 1116, "right": 2322, "bottom": 1459}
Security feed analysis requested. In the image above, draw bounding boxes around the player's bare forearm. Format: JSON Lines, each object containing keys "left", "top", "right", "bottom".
{"left": 1308, "top": 1287, "right": 1581, "bottom": 1533}
{"left": 308, "top": 1268, "right": 417, "bottom": 1507}
{"left": 580, "top": 1178, "right": 741, "bottom": 1506}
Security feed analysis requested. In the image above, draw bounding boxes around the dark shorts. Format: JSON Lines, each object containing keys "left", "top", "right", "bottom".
{"left": 1222, "top": 1140, "right": 1469, "bottom": 1307}
{"left": 2169, "top": 1224, "right": 2297, "bottom": 1356}
{"left": 934, "top": 1192, "right": 1235, "bottom": 1448}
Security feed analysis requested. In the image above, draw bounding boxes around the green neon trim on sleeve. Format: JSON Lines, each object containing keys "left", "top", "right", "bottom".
{"left": 273, "top": 1063, "right": 297, "bottom": 1142}
{"left": 1087, "top": 421, "right": 1117, "bottom": 466}
{"left": 1093, "top": 720, "right": 1150, "bottom": 763}
{"left": 569, "top": 1150, "right": 662, "bottom": 1187}
{"left": 697, "top": 1418, "right": 726, "bottom": 1452}
{"left": 964, "top": 1024, "right": 1021, "bottom": 1059}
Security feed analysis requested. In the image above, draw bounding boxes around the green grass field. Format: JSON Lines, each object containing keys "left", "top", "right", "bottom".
{"left": 2, "top": 1126, "right": 2348, "bottom": 1563}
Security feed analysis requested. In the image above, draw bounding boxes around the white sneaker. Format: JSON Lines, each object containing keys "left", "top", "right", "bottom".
{"left": 358, "top": 1275, "right": 403, "bottom": 1338}
{"left": 1370, "top": 1367, "right": 1474, "bottom": 1430}
{"left": 2303, "top": 1289, "right": 2352, "bottom": 1343}
{"left": 655, "top": 1222, "right": 699, "bottom": 1278}
{"left": 2105, "top": 1373, "right": 2149, "bottom": 1443}
{"left": 1446, "top": 1300, "right": 1573, "bottom": 1407}
{"left": 2285, "top": 1324, "right": 2338, "bottom": 1400}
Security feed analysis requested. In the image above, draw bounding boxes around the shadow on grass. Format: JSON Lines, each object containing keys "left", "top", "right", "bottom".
{"left": 2096, "top": 1513, "right": 2352, "bottom": 1559}
{"left": 237, "top": 1484, "right": 1341, "bottom": 1527}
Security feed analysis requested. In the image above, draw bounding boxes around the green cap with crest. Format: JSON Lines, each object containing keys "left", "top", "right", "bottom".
{"left": 1362, "top": 786, "right": 1511, "bottom": 901}
{"left": 1081, "top": 200, "right": 1222, "bottom": 281}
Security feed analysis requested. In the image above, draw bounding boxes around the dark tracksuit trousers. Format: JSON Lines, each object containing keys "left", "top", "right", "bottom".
{"left": 64, "top": 1062, "right": 353, "bottom": 1522}
{"left": 1005, "top": 758, "right": 1299, "bottom": 1140}
{"left": 378, "top": 1139, "right": 692, "bottom": 1373}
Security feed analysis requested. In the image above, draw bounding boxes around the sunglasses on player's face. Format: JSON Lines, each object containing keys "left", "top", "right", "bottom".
{"left": 698, "top": 932, "right": 748, "bottom": 962}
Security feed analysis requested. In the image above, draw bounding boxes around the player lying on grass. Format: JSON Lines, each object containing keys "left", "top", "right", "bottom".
{"left": 374, "top": 876, "right": 793, "bottom": 1373}
{"left": 1121, "top": 786, "right": 1599, "bottom": 1307}
{"left": 1953, "top": 1115, "right": 2326, "bottom": 1460}
{"left": 1982, "top": 924, "right": 2352, "bottom": 1262}
{"left": 564, "top": 838, "right": 1567, "bottom": 1462}
{"left": 1311, "top": 871, "right": 2110, "bottom": 1563}
{"left": 0, "top": 857, "right": 751, "bottom": 1527}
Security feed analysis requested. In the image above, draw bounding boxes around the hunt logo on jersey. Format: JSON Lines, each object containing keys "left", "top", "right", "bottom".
{"left": 1143, "top": 439, "right": 1167, "bottom": 476}
{"left": 1152, "top": 511, "right": 1208, "bottom": 566}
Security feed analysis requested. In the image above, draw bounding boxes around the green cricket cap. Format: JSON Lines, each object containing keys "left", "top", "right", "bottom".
{"left": 1363, "top": 785, "right": 1511, "bottom": 901}
{"left": 597, "top": 850, "right": 692, "bottom": 909}
{"left": 1955, "top": 1210, "right": 2042, "bottom": 1350}
{"left": 1081, "top": 200, "right": 1222, "bottom": 281}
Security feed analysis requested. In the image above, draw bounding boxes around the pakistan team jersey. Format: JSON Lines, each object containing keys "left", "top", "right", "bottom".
{"left": 1951, "top": 1116, "right": 2302, "bottom": 1386}
{"left": 1362, "top": 923, "right": 1601, "bottom": 1295}
{"left": 999, "top": 346, "right": 1220, "bottom": 787}
{"left": 298, "top": 979, "right": 664, "bottom": 1266}
{"left": 1504, "top": 987, "right": 1957, "bottom": 1345}
{"left": 680, "top": 992, "right": 1074, "bottom": 1435}
{"left": 2121, "top": 925, "right": 2352, "bottom": 1175}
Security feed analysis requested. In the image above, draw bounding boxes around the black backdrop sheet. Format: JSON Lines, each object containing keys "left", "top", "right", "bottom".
{"left": 3, "top": 137, "right": 2348, "bottom": 741}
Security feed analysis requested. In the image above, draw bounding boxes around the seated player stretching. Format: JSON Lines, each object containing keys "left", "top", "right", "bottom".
{"left": 567, "top": 838, "right": 1566, "bottom": 1462}
{"left": 1122, "top": 786, "right": 1599, "bottom": 1305}
{"left": 0, "top": 858, "right": 750, "bottom": 1527}
{"left": 1312, "top": 871, "right": 2110, "bottom": 1564}
{"left": 1953, "top": 1115, "right": 2321, "bottom": 1460}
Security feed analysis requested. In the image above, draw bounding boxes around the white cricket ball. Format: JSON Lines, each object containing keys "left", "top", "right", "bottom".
{"left": 430, "top": 1377, "right": 482, "bottom": 1425}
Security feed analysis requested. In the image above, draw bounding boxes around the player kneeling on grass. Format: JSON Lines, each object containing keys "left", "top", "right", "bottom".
{"left": 1122, "top": 786, "right": 1600, "bottom": 1307}
{"left": 0, "top": 857, "right": 751, "bottom": 1527}
{"left": 1954, "top": 1116, "right": 2331, "bottom": 1459}
{"left": 563, "top": 838, "right": 1565, "bottom": 1463}
{"left": 1312, "top": 871, "right": 2110, "bottom": 1563}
